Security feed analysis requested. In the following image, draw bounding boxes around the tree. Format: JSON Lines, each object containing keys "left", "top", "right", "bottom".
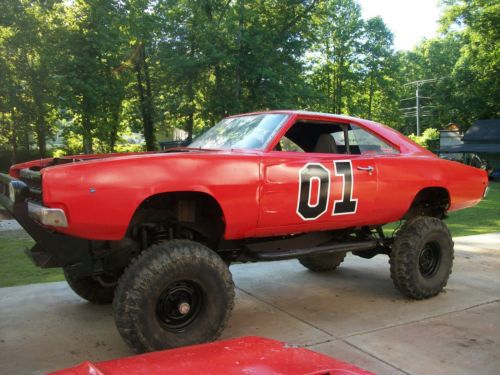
{"left": 309, "top": 0, "right": 364, "bottom": 114}
{"left": 361, "top": 17, "right": 395, "bottom": 120}
{"left": 54, "top": 0, "right": 128, "bottom": 153}
{"left": 441, "top": 0, "right": 500, "bottom": 123}
{"left": 0, "top": 0, "right": 61, "bottom": 158}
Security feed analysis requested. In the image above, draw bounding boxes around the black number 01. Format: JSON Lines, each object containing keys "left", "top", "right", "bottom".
{"left": 296, "top": 161, "right": 357, "bottom": 221}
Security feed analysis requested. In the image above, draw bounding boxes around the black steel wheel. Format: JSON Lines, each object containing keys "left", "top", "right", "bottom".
{"left": 390, "top": 216, "right": 454, "bottom": 299}
{"left": 156, "top": 280, "right": 204, "bottom": 331}
{"left": 113, "top": 240, "right": 235, "bottom": 353}
{"left": 418, "top": 241, "right": 442, "bottom": 278}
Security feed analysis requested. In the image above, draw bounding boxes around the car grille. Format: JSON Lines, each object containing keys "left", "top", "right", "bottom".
{"left": 0, "top": 177, "right": 9, "bottom": 198}
{"left": 19, "top": 168, "right": 43, "bottom": 203}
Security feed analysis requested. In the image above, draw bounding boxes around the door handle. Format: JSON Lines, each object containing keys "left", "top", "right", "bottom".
{"left": 357, "top": 166, "right": 374, "bottom": 172}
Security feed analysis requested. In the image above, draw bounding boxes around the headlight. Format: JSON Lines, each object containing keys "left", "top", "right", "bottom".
{"left": 483, "top": 185, "right": 489, "bottom": 198}
{"left": 9, "top": 183, "right": 16, "bottom": 202}
{"left": 8, "top": 181, "right": 29, "bottom": 203}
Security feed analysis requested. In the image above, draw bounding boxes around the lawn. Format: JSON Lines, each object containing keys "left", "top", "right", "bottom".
{"left": 384, "top": 182, "right": 500, "bottom": 237}
{"left": 445, "top": 181, "right": 500, "bottom": 236}
{"left": 0, "top": 182, "right": 498, "bottom": 287}
{"left": 0, "top": 231, "right": 63, "bottom": 287}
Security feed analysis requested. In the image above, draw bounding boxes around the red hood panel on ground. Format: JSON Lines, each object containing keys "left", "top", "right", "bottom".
{"left": 48, "top": 336, "right": 373, "bottom": 375}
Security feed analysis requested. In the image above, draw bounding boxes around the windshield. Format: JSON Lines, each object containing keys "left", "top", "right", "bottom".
{"left": 189, "top": 114, "right": 288, "bottom": 150}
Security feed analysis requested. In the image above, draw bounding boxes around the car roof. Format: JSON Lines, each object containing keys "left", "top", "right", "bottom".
{"left": 230, "top": 110, "right": 357, "bottom": 121}
{"left": 228, "top": 110, "right": 432, "bottom": 156}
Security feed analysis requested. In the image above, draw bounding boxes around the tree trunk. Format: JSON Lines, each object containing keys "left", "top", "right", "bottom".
{"left": 186, "top": 112, "right": 194, "bottom": 142}
{"left": 143, "top": 47, "right": 155, "bottom": 150}
{"left": 235, "top": 0, "right": 244, "bottom": 110}
{"left": 82, "top": 115, "right": 93, "bottom": 154}
{"left": 367, "top": 72, "right": 374, "bottom": 119}
{"left": 11, "top": 130, "right": 17, "bottom": 165}
{"left": 337, "top": 56, "right": 344, "bottom": 114}
{"left": 28, "top": 61, "right": 47, "bottom": 158}
{"left": 81, "top": 94, "right": 93, "bottom": 154}
{"left": 135, "top": 44, "right": 155, "bottom": 151}
{"left": 109, "top": 108, "right": 120, "bottom": 152}
{"left": 186, "top": 39, "right": 196, "bottom": 142}
{"left": 34, "top": 114, "right": 47, "bottom": 158}
{"left": 326, "top": 39, "right": 331, "bottom": 112}
{"left": 214, "top": 65, "right": 224, "bottom": 118}
{"left": 7, "top": 116, "right": 17, "bottom": 165}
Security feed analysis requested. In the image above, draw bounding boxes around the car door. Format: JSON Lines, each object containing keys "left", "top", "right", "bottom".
{"left": 256, "top": 138, "right": 378, "bottom": 236}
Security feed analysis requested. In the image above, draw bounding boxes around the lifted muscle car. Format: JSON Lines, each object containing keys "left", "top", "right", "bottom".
{"left": 0, "top": 111, "right": 488, "bottom": 353}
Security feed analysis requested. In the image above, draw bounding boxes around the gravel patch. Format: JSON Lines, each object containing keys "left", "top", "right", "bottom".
{"left": 0, "top": 220, "right": 22, "bottom": 231}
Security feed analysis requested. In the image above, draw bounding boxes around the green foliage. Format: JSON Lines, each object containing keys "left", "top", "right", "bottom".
{"left": 0, "top": 0, "right": 498, "bottom": 159}
{"left": 408, "top": 128, "right": 440, "bottom": 149}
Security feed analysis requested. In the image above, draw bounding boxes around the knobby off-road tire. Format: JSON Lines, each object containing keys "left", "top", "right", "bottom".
{"left": 113, "top": 240, "right": 235, "bottom": 353}
{"left": 298, "top": 252, "right": 347, "bottom": 272}
{"left": 390, "top": 216, "right": 454, "bottom": 299}
{"left": 63, "top": 268, "right": 115, "bottom": 305}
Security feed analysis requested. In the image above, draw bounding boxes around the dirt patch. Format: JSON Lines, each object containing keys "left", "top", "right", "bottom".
{"left": 0, "top": 209, "right": 12, "bottom": 220}
{"left": 0, "top": 229, "right": 30, "bottom": 241}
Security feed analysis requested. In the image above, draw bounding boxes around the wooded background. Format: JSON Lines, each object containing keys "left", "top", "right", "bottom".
{"left": 0, "top": 0, "right": 498, "bottom": 164}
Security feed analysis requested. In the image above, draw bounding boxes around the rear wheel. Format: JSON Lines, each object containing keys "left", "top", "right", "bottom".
{"left": 390, "top": 216, "right": 454, "bottom": 299}
{"left": 298, "top": 252, "right": 346, "bottom": 272}
{"left": 113, "top": 240, "right": 235, "bottom": 353}
{"left": 63, "top": 269, "right": 116, "bottom": 305}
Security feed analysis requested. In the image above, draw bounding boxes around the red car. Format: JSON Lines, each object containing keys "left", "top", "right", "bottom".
{"left": 49, "top": 336, "right": 374, "bottom": 375}
{"left": 0, "top": 111, "right": 488, "bottom": 353}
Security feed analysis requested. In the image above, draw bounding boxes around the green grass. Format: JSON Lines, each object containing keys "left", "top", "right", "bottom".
{"left": 384, "top": 182, "right": 500, "bottom": 237}
{"left": 0, "top": 183, "right": 498, "bottom": 287}
{"left": 0, "top": 231, "right": 63, "bottom": 287}
{"left": 446, "top": 181, "right": 500, "bottom": 237}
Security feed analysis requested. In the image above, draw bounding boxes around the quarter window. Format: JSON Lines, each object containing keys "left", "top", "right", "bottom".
{"left": 332, "top": 124, "right": 399, "bottom": 155}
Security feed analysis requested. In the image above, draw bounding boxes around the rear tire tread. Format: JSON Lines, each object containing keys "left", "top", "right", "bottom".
{"left": 298, "top": 252, "right": 346, "bottom": 272}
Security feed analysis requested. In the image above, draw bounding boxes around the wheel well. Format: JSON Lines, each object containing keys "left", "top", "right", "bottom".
{"left": 405, "top": 187, "right": 450, "bottom": 219}
{"left": 129, "top": 191, "right": 225, "bottom": 248}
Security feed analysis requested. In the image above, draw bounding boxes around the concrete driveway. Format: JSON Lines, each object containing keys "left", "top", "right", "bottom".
{"left": 1, "top": 233, "right": 499, "bottom": 375}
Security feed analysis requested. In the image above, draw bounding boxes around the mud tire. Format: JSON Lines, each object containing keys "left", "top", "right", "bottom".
{"left": 390, "top": 216, "right": 454, "bottom": 299}
{"left": 64, "top": 269, "right": 115, "bottom": 305}
{"left": 113, "top": 240, "right": 235, "bottom": 353}
{"left": 298, "top": 252, "right": 347, "bottom": 272}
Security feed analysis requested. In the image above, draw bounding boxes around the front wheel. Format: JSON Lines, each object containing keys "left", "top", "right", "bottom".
{"left": 113, "top": 240, "right": 235, "bottom": 353}
{"left": 64, "top": 268, "right": 116, "bottom": 304}
{"left": 390, "top": 216, "right": 454, "bottom": 299}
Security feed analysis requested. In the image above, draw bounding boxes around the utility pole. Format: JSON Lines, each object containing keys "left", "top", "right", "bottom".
{"left": 416, "top": 83, "right": 420, "bottom": 136}
{"left": 400, "top": 79, "right": 438, "bottom": 136}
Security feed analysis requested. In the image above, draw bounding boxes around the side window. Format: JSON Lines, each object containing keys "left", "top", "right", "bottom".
{"left": 271, "top": 120, "right": 397, "bottom": 155}
{"left": 279, "top": 137, "right": 304, "bottom": 152}
{"left": 347, "top": 124, "right": 399, "bottom": 155}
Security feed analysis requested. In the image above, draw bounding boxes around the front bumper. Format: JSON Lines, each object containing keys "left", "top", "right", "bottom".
{"left": 0, "top": 173, "right": 24, "bottom": 211}
{"left": 28, "top": 201, "right": 68, "bottom": 227}
{"left": 1, "top": 173, "right": 68, "bottom": 227}
{"left": 0, "top": 173, "right": 91, "bottom": 270}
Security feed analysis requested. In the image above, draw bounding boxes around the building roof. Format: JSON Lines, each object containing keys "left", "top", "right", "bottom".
{"left": 463, "top": 119, "right": 500, "bottom": 143}
{"left": 442, "top": 123, "right": 461, "bottom": 132}
{"left": 437, "top": 144, "right": 500, "bottom": 153}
